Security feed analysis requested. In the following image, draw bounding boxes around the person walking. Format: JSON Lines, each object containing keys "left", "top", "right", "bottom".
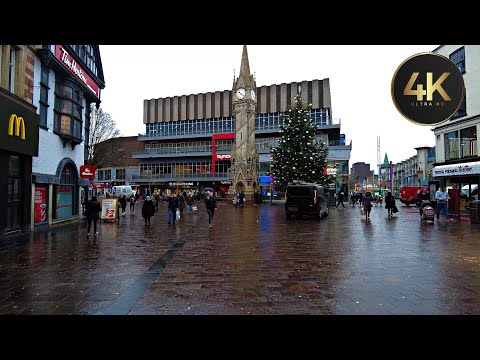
{"left": 385, "top": 191, "right": 396, "bottom": 217}
{"left": 435, "top": 186, "right": 451, "bottom": 221}
{"left": 336, "top": 192, "right": 345, "bottom": 208}
{"left": 166, "top": 193, "right": 179, "bottom": 225}
{"left": 86, "top": 196, "right": 101, "bottom": 237}
{"left": 119, "top": 195, "right": 127, "bottom": 216}
{"left": 418, "top": 188, "right": 430, "bottom": 217}
{"left": 129, "top": 194, "right": 136, "bottom": 214}
{"left": 204, "top": 191, "right": 217, "bottom": 228}
{"left": 141, "top": 196, "right": 155, "bottom": 226}
{"left": 362, "top": 191, "right": 374, "bottom": 221}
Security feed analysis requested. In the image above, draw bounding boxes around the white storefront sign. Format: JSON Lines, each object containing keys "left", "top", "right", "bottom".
{"left": 432, "top": 161, "right": 480, "bottom": 177}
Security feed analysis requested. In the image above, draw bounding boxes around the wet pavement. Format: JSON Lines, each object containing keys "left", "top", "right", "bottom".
{"left": 1, "top": 201, "right": 480, "bottom": 315}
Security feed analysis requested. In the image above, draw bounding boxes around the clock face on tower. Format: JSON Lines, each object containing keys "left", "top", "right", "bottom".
{"left": 235, "top": 88, "right": 246, "bottom": 99}
{"left": 250, "top": 90, "right": 256, "bottom": 101}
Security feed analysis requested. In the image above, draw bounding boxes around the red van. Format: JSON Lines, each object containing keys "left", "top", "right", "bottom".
{"left": 400, "top": 186, "right": 427, "bottom": 206}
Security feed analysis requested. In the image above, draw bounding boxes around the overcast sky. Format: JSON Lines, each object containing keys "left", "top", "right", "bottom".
{"left": 99, "top": 45, "right": 437, "bottom": 173}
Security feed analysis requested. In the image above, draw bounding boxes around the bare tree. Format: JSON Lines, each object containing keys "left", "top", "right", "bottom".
{"left": 87, "top": 104, "right": 121, "bottom": 168}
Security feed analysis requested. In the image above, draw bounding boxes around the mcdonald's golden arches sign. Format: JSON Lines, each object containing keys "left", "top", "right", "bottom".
{"left": 0, "top": 95, "right": 39, "bottom": 156}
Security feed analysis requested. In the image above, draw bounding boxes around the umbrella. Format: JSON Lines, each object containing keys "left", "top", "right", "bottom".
{"left": 203, "top": 187, "right": 214, "bottom": 193}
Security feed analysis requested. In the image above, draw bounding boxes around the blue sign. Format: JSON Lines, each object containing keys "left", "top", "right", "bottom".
{"left": 259, "top": 176, "right": 272, "bottom": 184}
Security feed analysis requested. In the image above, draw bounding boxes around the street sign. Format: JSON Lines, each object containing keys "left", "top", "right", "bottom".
{"left": 80, "top": 165, "right": 96, "bottom": 179}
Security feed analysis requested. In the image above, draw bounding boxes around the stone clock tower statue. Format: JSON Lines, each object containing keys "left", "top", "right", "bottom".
{"left": 229, "top": 45, "right": 259, "bottom": 198}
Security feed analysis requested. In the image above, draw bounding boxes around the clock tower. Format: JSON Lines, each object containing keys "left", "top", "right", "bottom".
{"left": 229, "top": 45, "right": 259, "bottom": 198}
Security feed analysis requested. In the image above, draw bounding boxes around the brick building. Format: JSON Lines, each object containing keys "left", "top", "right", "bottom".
{"left": 0, "top": 45, "right": 39, "bottom": 238}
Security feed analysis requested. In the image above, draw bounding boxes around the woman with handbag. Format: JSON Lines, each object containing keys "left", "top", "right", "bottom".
{"left": 362, "top": 191, "right": 374, "bottom": 221}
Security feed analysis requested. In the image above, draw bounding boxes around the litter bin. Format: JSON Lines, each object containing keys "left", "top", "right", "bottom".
{"left": 470, "top": 200, "right": 480, "bottom": 224}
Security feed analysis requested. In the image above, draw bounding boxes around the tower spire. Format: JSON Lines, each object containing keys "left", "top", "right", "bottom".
{"left": 238, "top": 45, "right": 253, "bottom": 88}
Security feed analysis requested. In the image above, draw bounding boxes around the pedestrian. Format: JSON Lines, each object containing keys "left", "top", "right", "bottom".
{"left": 336, "top": 192, "right": 345, "bottom": 208}
{"left": 166, "top": 193, "right": 179, "bottom": 225}
{"left": 239, "top": 191, "right": 245, "bottom": 207}
{"left": 119, "top": 195, "right": 127, "bottom": 216}
{"left": 204, "top": 191, "right": 217, "bottom": 228}
{"left": 362, "top": 191, "right": 374, "bottom": 221}
{"left": 435, "top": 186, "right": 451, "bottom": 221}
{"left": 141, "top": 195, "right": 155, "bottom": 226}
{"left": 385, "top": 191, "right": 396, "bottom": 217}
{"left": 418, "top": 188, "right": 430, "bottom": 217}
{"left": 186, "top": 193, "right": 194, "bottom": 212}
{"left": 86, "top": 196, "right": 101, "bottom": 237}
{"left": 129, "top": 194, "right": 136, "bottom": 214}
{"left": 81, "top": 193, "right": 86, "bottom": 213}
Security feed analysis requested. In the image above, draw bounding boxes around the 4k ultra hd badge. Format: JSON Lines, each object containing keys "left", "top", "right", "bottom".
{"left": 391, "top": 52, "right": 465, "bottom": 126}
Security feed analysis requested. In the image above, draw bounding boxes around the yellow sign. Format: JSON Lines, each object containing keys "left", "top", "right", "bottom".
{"left": 8, "top": 114, "right": 26, "bottom": 140}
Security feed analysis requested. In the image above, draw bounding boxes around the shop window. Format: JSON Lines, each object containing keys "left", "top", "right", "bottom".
{"left": 54, "top": 163, "right": 78, "bottom": 220}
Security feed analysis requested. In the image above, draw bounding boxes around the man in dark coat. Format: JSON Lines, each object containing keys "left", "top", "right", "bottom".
{"left": 86, "top": 196, "right": 101, "bottom": 237}
{"left": 336, "top": 192, "right": 345, "bottom": 208}
{"left": 204, "top": 191, "right": 218, "bottom": 228}
{"left": 142, "top": 196, "right": 156, "bottom": 226}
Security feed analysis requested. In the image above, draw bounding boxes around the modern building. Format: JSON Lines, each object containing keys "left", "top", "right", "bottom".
{"left": 0, "top": 45, "right": 39, "bottom": 238}
{"left": 31, "top": 45, "right": 105, "bottom": 228}
{"left": 431, "top": 45, "right": 479, "bottom": 195}
{"left": 391, "top": 146, "right": 436, "bottom": 195}
{"left": 133, "top": 46, "right": 352, "bottom": 197}
{"left": 93, "top": 136, "right": 144, "bottom": 195}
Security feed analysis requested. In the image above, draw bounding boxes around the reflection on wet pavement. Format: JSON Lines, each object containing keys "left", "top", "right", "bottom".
{"left": 1, "top": 202, "right": 479, "bottom": 315}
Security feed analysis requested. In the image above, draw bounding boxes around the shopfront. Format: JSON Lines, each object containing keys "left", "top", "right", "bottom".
{"left": 432, "top": 161, "right": 480, "bottom": 212}
{"left": 0, "top": 91, "right": 39, "bottom": 238}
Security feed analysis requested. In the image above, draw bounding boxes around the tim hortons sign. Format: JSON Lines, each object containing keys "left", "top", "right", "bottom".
{"left": 55, "top": 45, "right": 100, "bottom": 99}
{"left": 80, "top": 165, "right": 96, "bottom": 179}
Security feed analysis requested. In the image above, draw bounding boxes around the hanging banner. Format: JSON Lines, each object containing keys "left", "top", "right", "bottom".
{"left": 101, "top": 198, "right": 118, "bottom": 220}
{"left": 34, "top": 185, "right": 47, "bottom": 223}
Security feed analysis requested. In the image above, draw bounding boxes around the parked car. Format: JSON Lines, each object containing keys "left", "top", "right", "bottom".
{"left": 285, "top": 181, "right": 329, "bottom": 220}
{"left": 400, "top": 186, "right": 427, "bottom": 206}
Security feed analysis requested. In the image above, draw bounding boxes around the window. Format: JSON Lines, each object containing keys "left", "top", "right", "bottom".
{"left": 116, "top": 169, "right": 126, "bottom": 180}
{"left": 9, "top": 47, "right": 16, "bottom": 93}
{"left": 39, "top": 64, "right": 50, "bottom": 128}
{"left": 53, "top": 80, "right": 83, "bottom": 141}
{"left": 452, "top": 89, "right": 466, "bottom": 120}
{"left": 460, "top": 126, "right": 477, "bottom": 158}
{"left": 450, "top": 47, "right": 465, "bottom": 74}
{"left": 444, "top": 130, "right": 459, "bottom": 161}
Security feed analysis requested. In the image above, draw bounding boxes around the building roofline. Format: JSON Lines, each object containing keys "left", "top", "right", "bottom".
{"left": 145, "top": 78, "right": 330, "bottom": 101}
{"left": 432, "top": 45, "right": 444, "bottom": 53}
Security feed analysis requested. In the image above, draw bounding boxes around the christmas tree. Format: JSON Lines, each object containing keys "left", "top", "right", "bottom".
{"left": 271, "top": 93, "right": 332, "bottom": 189}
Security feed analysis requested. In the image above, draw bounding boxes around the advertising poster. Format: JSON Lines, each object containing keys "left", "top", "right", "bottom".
{"left": 101, "top": 198, "right": 118, "bottom": 220}
{"left": 34, "top": 185, "right": 47, "bottom": 223}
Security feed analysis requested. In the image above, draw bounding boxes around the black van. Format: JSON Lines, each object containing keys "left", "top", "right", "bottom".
{"left": 285, "top": 181, "right": 329, "bottom": 219}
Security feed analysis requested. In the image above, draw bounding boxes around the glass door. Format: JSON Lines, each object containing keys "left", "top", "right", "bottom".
{"left": 6, "top": 155, "right": 22, "bottom": 232}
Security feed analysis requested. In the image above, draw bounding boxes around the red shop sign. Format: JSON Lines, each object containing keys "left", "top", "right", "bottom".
{"left": 80, "top": 165, "right": 96, "bottom": 179}
{"left": 55, "top": 45, "right": 100, "bottom": 99}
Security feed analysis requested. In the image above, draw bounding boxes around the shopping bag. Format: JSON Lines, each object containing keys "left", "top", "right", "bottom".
{"left": 192, "top": 205, "right": 197, "bottom": 211}
{"left": 392, "top": 205, "right": 399, "bottom": 213}
{"left": 176, "top": 209, "right": 181, "bottom": 220}
{"left": 361, "top": 207, "right": 365, "bottom": 216}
